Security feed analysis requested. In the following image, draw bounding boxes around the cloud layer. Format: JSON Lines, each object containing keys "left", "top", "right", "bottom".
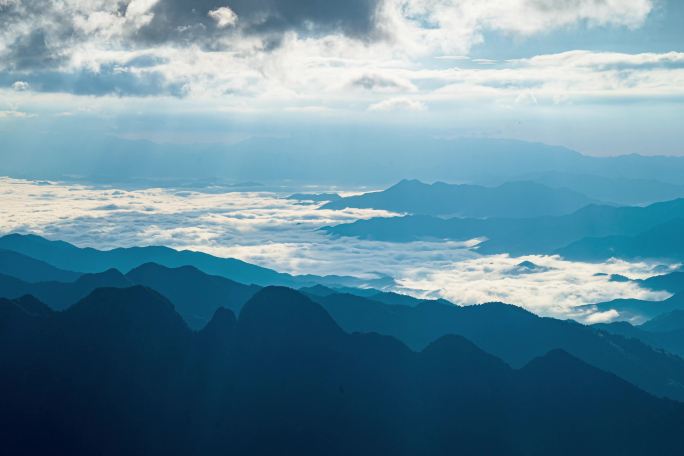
{"left": 1, "top": 0, "right": 675, "bottom": 110}
{"left": 0, "top": 177, "right": 672, "bottom": 321}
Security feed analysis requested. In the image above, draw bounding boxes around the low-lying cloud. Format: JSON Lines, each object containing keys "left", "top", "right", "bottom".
{"left": 0, "top": 177, "right": 672, "bottom": 322}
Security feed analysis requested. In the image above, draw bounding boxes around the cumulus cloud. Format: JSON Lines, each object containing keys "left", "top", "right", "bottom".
{"left": 0, "top": 0, "right": 665, "bottom": 105}
{"left": 10, "top": 80, "right": 28, "bottom": 91}
{"left": 208, "top": 6, "right": 238, "bottom": 28}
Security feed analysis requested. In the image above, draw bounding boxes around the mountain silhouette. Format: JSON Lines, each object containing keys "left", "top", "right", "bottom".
{"left": 311, "top": 292, "right": 684, "bottom": 401}
{"left": 0, "top": 233, "right": 390, "bottom": 289}
{"left": 0, "top": 269, "right": 132, "bottom": 310}
{"left": 126, "top": 263, "right": 260, "bottom": 328}
{"left": 2, "top": 285, "right": 684, "bottom": 455}
{"left": 287, "top": 192, "right": 342, "bottom": 202}
{"left": 0, "top": 248, "right": 80, "bottom": 283}
{"left": 581, "top": 293, "right": 684, "bottom": 323}
{"left": 558, "top": 218, "right": 684, "bottom": 261}
{"left": 323, "top": 198, "right": 684, "bottom": 256}
{"left": 322, "top": 179, "right": 596, "bottom": 218}
{"left": 493, "top": 171, "right": 684, "bottom": 205}
{"left": 594, "top": 314, "right": 684, "bottom": 359}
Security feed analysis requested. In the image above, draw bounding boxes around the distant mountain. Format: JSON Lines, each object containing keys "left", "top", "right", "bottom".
{"left": 7, "top": 132, "right": 684, "bottom": 187}
{"left": 579, "top": 294, "right": 684, "bottom": 324}
{"left": 126, "top": 263, "right": 260, "bottom": 328}
{"left": 287, "top": 192, "right": 342, "bottom": 202}
{"left": 322, "top": 180, "right": 597, "bottom": 218}
{"left": 594, "top": 312, "right": 684, "bottom": 359}
{"left": 558, "top": 218, "right": 684, "bottom": 261}
{"left": 2, "top": 286, "right": 683, "bottom": 455}
{"left": 640, "top": 271, "right": 684, "bottom": 294}
{"left": 323, "top": 198, "right": 684, "bottom": 257}
{"left": 494, "top": 171, "right": 684, "bottom": 205}
{"left": 0, "top": 249, "right": 80, "bottom": 283}
{"left": 0, "top": 233, "right": 391, "bottom": 289}
{"left": 642, "top": 310, "right": 684, "bottom": 333}
{"left": 311, "top": 292, "right": 684, "bottom": 402}
{"left": 0, "top": 269, "right": 132, "bottom": 310}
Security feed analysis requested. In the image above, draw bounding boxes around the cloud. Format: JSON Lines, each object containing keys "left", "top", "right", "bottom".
{"left": 208, "top": 6, "right": 238, "bottom": 28}
{"left": 11, "top": 80, "right": 28, "bottom": 91}
{"left": 368, "top": 97, "right": 426, "bottom": 111}
{"left": 0, "top": 110, "right": 32, "bottom": 118}
{"left": 349, "top": 73, "right": 417, "bottom": 92}
{"left": 584, "top": 309, "right": 620, "bottom": 324}
{"left": 0, "top": 177, "right": 672, "bottom": 321}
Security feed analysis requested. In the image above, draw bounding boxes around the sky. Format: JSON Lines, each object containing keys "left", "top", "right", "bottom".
{"left": 1, "top": 0, "right": 683, "bottom": 156}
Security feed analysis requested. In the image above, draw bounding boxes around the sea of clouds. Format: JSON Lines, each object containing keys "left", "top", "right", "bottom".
{"left": 0, "top": 177, "right": 673, "bottom": 321}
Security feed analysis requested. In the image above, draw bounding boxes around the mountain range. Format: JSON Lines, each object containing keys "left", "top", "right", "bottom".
{"left": 324, "top": 197, "right": 684, "bottom": 260}
{"left": 7, "top": 133, "right": 684, "bottom": 189}
{"left": 2, "top": 285, "right": 684, "bottom": 455}
{"left": 0, "top": 233, "right": 391, "bottom": 290}
{"left": 322, "top": 179, "right": 597, "bottom": 218}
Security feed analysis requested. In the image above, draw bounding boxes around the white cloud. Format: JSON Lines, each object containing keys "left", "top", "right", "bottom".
{"left": 208, "top": 6, "right": 238, "bottom": 28}
{"left": 11, "top": 81, "right": 30, "bottom": 91}
{"left": 584, "top": 309, "right": 620, "bottom": 324}
{"left": 0, "top": 177, "right": 673, "bottom": 321}
{"left": 369, "top": 97, "right": 426, "bottom": 111}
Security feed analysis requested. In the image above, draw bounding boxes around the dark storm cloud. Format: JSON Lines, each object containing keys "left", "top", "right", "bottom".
{"left": 137, "top": 0, "right": 384, "bottom": 45}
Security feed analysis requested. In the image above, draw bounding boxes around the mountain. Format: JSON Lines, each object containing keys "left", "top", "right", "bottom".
{"left": 287, "top": 192, "right": 342, "bottom": 202}
{"left": 0, "top": 269, "right": 133, "bottom": 310}
{"left": 593, "top": 314, "right": 684, "bottom": 359}
{"left": 558, "top": 218, "right": 684, "bottom": 261}
{"left": 642, "top": 310, "right": 684, "bottom": 333}
{"left": 0, "top": 249, "right": 80, "bottom": 283}
{"left": 126, "top": 263, "right": 261, "bottom": 328}
{"left": 640, "top": 271, "right": 684, "bottom": 294}
{"left": 0, "top": 233, "right": 390, "bottom": 289}
{"left": 2, "top": 286, "right": 683, "bottom": 455}
{"left": 579, "top": 294, "right": 684, "bottom": 324}
{"left": 0, "top": 263, "right": 261, "bottom": 328}
{"left": 7, "top": 132, "right": 684, "bottom": 187}
{"left": 323, "top": 198, "right": 684, "bottom": 256}
{"left": 495, "top": 171, "right": 684, "bottom": 205}
{"left": 311, "top": 292, "right": 684, "bottom": 401}
{"left": 322, "top": 179, "right": 597, "bottom": 218}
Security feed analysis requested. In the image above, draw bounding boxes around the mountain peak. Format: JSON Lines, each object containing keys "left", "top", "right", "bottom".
{"left": 237, "top": 286, "right": 343, "bottom": 344}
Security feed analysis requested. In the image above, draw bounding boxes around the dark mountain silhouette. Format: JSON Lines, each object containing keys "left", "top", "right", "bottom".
{"left": 2, "top": 286, "right": 684, "bottom": 455}
{"left": 126, "top": 263, "right": 261, "bottom": 328}
{"left": 322, "top": 179, "right": 596, "bottom": 218}
{"left": 0, "top": 263, "right": 261, "bottom": 328}
{"left": 323, "top": 198, "right": 684, "bottom": 256}
{"left": 0, "top": 269, "right": 132, "bottom": 310}
{"left": 594, "top": 312, "right": 684, "bottom": 358}
{"left": 0, "top": 248, "right": 80, "bottom": 283}
{"left": 310, "top": 292, "right": 684, "bottom": 401}
{"left": 558, "top": 218, "right": 684, "bottom": 261}
{"left": 0, "top": 233, "right": 391, "bottom": 289}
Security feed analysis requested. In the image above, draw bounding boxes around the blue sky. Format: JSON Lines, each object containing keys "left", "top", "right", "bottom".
{"left": 1, "top": 0, "right": 682, "bottom": 156}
